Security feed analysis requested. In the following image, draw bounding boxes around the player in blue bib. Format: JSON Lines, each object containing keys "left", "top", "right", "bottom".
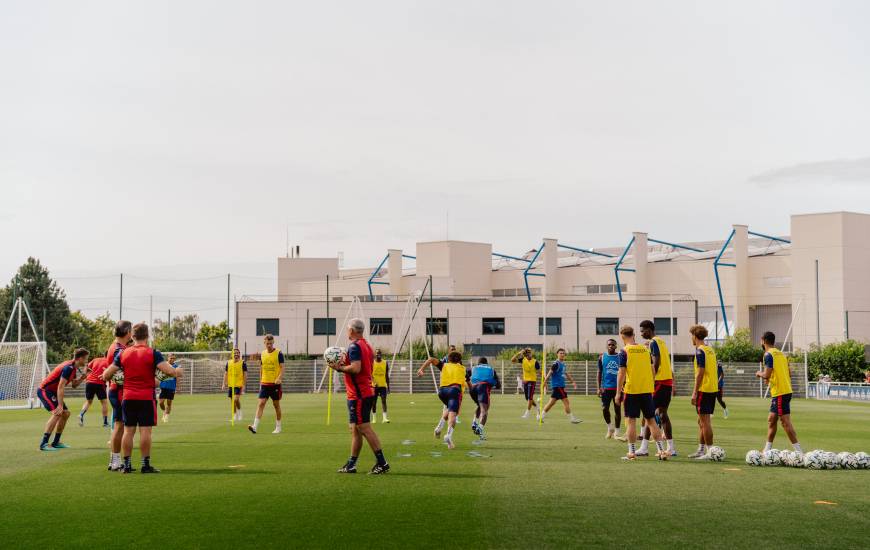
{"left": 158, "top": 353, "right": 179, "bottom": 423}
{"left": 540, "top": 349, "right": 582, "bottom": 424}
{"left": 469, "top": 357, "right": 501, "bottom": 439}
{"left": 598, "top": 339, "right": 625, "bottom": 441}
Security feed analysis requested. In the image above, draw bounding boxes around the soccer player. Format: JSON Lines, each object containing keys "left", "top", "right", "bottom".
{"left": 103, "top": 323, "right": 180, "bottom": 474}
{"left": 158, "top": 353, "right": 179, "bottom": 423}
{"left": 688, "top": 324, "right": 719, "bottom": 459}
{"left": 614, "top": 326, "right": 668, "bottom": 461}
{"left": 370, "top": 348, "right": 390, "bottom": 424}
{"left": 421, "top": 344, "right": 460, "bottom": 424}
{"left": 418, "top": 349, "right": 467, "bottom": 449}
{"left": 717, "top": 363, "right": 729, "bottom": 418}
{"left": 756, "top": 331, "right": 803, "bottom": 454}
{"left": 249, "top": 334, "right": 284, "bottom": 434}
{"left": 222, "top": 348, "right": 247, "bottom": 421}
{"left": 598, "top": 339, "right": 625, "bottom": 441}
{"left": 37, "top": 348, "right": 88, "bottom": 451}
{"left": 78, "top": 355, "right": 109, "bottom": 428}
{"left": 329, "top": 318, "right": 389, "bottom": 474}
{"left": 469, "top": 357, "right": 500, "bottom": 440}
{"left": 639, "top": 320, "right": 676, "bottom": 456}
{"left": 106, "top": 320, "right": 132, "bottom": 471}
{"left": 540, "top": 348, "right": 582, "bottom": 424}
{"left": 510, "top": 348, "right": 540, "bottom": 418}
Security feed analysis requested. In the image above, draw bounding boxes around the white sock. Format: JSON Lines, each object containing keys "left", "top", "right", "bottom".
{"left": 667, "top": 439, "right": 675, "bottom": 451}
{"left": 607, "top": 423, "right": 614, "bottom": 431}
{"left": 436, "top": 418, "right": 446, "bottom": 430}
{"left": 639, "top": 439, "right": 649, "bottom": 453}
{"left": 275, "top": 420, "right": 281, "bottom": 428}
{"left": 764, "top": 442, "right": 773, "bottom": 452}
{"left": 540, "top": 410, "right": 547, "bottom": 419}
{"left": 253, "top": 418, "right": 260, "bottom": 429}
{"left": 446, "top": 426, "right": 454, "bottom": 438}
{"left": 655, "top": 440, "right": 665, "bottom": 453}
{"left": 793, "top": 442, "right": 802, "bottom": 453}
{"left": 698, "top": 443, "right": 707, "bottom": 453}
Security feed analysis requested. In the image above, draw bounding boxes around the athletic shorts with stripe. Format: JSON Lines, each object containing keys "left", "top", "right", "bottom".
{"left": 347, "top": 396, "right": 375, "bottom": 425}
{"left": 522, "top": 381, "right": 536, "bottom": 401}
{"left": 438, "top": 385, "right": 463, "bottom": 413}
{"left": 770, "top": 393, "right": 792, "bottom": 415}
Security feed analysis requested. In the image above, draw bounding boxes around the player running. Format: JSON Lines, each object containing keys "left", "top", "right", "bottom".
{"left": 717, "top": 363, "right": 729, "bottom": 418}
{"left": 615, "top": 325, "right": 668, "bottom": 461}
{"left": 103, "top": 323, "right": 180, "bottom": 474}
{"left": 469, "top": 357, "right": 500, "bottom": 440}
{"left": 248, "top": 334, "right": 284, "bottom": 434}
{"left": 419, "top": 350, "right": 467, "bottom": 449}
{"left": 158, "top": 353, "right": 179, "bottom": 423}
{"left": 510, "top": 348, "right": 540, "bottom": 419}
{"left": 639, "top": 320, "right": 676, "bottom": 456}
{"left": 222, "top": 348, "right": 247, "bottom": 421}
{"left": 78, "top": 355, "right": 109, "bottom": 428}
{"left": 370, "top": 348, "right": 390, "bottom": 424}
{"left": 37, "top": 348, "right": 88, "bottom": 451}
{"left": 106, "top": 320, "right": 132, "bottom": 471}
{"left": 598, "top": 339, "right": 625, "bottom": 441}
{"left": 540, "top": 348, "right": 582, "bottom": 424}
{"left": 756, "top": 331, "right": 803, "bottom": 454}
{"left": 330, "top": 318, "right": 389, "bottom": 474}
{"left": 688, "top": 324, "right": 719, "bottom": 460}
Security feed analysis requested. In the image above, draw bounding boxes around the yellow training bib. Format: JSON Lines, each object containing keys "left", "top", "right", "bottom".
{"left": 694, "top": 345, "right": 719, "bottom": 393}
{"left": 260, "top": 348, "right": 282, "bottom": 384}
{"left": 623, "top": 344, "right": 654, "bottom": 394}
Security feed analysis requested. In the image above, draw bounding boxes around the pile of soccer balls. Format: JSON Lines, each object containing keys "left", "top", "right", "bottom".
{"left": 745, "top": 449, "right": 870, "bottom": 470}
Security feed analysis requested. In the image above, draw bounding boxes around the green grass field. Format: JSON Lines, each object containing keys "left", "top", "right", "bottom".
{"left": 1, "top": 393, "right": 868, "bottom": 549}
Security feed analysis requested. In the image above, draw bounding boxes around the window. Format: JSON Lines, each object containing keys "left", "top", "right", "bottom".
{"left": 654, "top": 317, "right": 677, "bottom": 335}
{"left": 313, "top": 318, "right": 336, "bottom": 336}
{"left": 369, "top": 318, "right": 393, "bottom": 335}
{"left": 482, "top": 317, "right": 506, "bottom": 335}
{"left": 426, "top": 317, "right": 448, "bottom": 335}
{"left": 538, "top": 317, "right": 562, "bottom": 336}
{"left": 596, "top": 317, "right": 619, "bottom": 335}
{"left": 255, "top": 318, "right": 279, "bottom": 336}
{"left": 599, "top": 284, "right": 615, "bottom": 294}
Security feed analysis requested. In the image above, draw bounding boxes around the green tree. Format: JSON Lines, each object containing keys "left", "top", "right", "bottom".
{"left": 194, "top": 321, "right": 232, "bottom": 351}
{"left": 153, "top": 314, "right": 199, "bottom": 343}
{"left": 713, "top": 328, "right": 764, "bottom": 363}
{"left": 803, "top": 340, "right": 867, "bottom": 382}
{"left": 68, "top": 312, "right": 115, "bottom": 359}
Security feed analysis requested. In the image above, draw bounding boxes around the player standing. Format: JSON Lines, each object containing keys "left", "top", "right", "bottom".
{"left": 540, "top": 348, "right": 582, "bottom": 424}
{"left": 615, "top": 326, "right": 668, "bottom": 461}
{"left": 78, "top": 355, "right": 109, "bottom": 428}
{"left": 756, "top": 331, "right": 803, "bottom": 454}
{"left": 510, "top": 348, "right": 540, "bottom": 418}
{"left": 222, "top": 348, "right": 247, "bottom": 421}
{"left": 248, "top": 334, "right": 284, "bottom": 434}
{"left": 103, "top": 323, "right": 180, "bottom": 473}
{"left": 469, "top": 357, "right": 500, "bottom": 440}
{"left": 598, "top": 339, "right": 625, "bottom": 441}
{"left": 37, "top": 348, "right": 88, "bottom": 451}
{"left": 638, "top": 320, "right": 676, "bottom": 456}
{"left": 688, "top": 324, "right": 719, "bottom": 460}
{"left": 106, "top": 320, "right": 132, "bottom": 471}
{"left": 370, "top": 348, "right": 390, "bottom": 424}
{"left": 330, "top": 318, "right": 389, "bottom": 474}
{"left": 419, "top": 350, "right": 467, "bottom": 449}
{"left": 158, "top": 353, "right": 178, "bottom": 423}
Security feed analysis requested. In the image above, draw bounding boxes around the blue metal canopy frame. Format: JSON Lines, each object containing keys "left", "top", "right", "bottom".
{"left": 523, "top": 243, "right": 546, "bottom": 301}
{"left": 613, "top": 237, "right": 704, "bottom": 301}
{"left": 557, "top": 243, "right": 615, "bottom": 258}
{"left": 367, "top": 253, "right": 417, "bottom": 299}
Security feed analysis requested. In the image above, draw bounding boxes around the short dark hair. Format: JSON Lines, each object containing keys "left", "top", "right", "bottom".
{"left": 447, "top": 351, "right": 462, "bottom": 364}
{"left": 478, "top": 357, "right": 488, "bottom": 364}
{"left": 556, "top": 348, "right": 565, "bottom": 354}
{"left": 762, "top": 331, "right": 776, "bottom": 345}
{"left": 73, "top": 347, "right": 89, "bottom": 360}
{"left": 132, "top": 323, "right": 149, "bottom": 341}
{"left": 639, "top": 320, "right": 655, "bottom": 331}
{"left": 264, "top": 334, "right": 274, "bottom": 341}
{"left": 606, "top": 338, "right": 617, "bottom": 345}
{"left": 619, "top": 325, "right": 634, "bottom": 338}
{"left": 114, "top": 320, "right": 132, "bottom": 338}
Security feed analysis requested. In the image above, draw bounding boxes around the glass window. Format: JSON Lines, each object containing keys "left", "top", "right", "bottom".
{"left": 595, "top": 317, "right": 619, "bottom": 335}
{"left": 482, "top": 318, "right": 506, "bottom": 335}
{"left": 255, "top": 318, "right": 279, "bottom": 336}
{"left": 654, "top": 317, "right": 677, "bottom": 335}
{"left": 426, "top": 317, "right": 448, "bottom": 335}
{"left": 313, "top": 318, "right": 336, "bottom": 336}
{"left": 538, "top": 317, "right": 562, "bottom": 336}
{"left": 369, "top": 318, "right": 392, "bottom": 335}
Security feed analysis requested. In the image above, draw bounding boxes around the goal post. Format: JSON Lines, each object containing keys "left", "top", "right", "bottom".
{"left": 0, "top": 341, "right": 49, "bottom": 409}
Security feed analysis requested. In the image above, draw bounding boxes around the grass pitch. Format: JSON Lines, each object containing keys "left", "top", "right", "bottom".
{"left": 1, "top": 393, "right": 868, "bottom": 549}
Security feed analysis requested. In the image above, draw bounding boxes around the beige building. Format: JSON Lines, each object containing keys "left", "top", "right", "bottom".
{"left": 236, "top": 211, "right": 870, "bottom": 356}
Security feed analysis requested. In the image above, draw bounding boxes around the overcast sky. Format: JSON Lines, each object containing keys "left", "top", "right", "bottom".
{"left": 2, "top": 1, "right": 869, "bottom": 320}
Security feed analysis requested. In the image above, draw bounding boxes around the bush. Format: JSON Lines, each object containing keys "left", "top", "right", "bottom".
{"left": 713, "top": 328, "right": 763, "bottom": 363}
{"left": 801, "top": 340, "right": 867, "bottom": 382}
{"left": 495, "top": 346, "right": 598, "bottom": 362}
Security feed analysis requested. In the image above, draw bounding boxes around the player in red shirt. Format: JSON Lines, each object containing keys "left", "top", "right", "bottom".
{"left": 103, "top": 323, "right": 180, "bottom": 474}
{"left": 77, "top": 356, "right": 109, "bottom": 428}
{"left": 37, "top": 348, "right": 88, "bottom": 451}
{"left": 105, "top": 320, "right": 132, "bottom": 471}
{"left": 328, "top": 318, "right": 389, "bottom": 475}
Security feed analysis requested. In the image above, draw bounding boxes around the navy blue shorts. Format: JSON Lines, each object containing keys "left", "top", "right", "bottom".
{"left": 471, "top": 383, "right": 492, "bottom": 405}
{"left": 158, "top": 388, "right": 175, "bottom": 400}
{"left": 374, "top": 386, "right": 388, "bottom": 399}
{"left": 522, "top": 381, "right": 537, "bottom": 401}
{"left": 770, "top": 393, "right": 792, "bottom": 416}
{"left": 108, "top": 389, "right": 123, "bottom": 422}
{"left": 653, "top": 383, "right": 672, "bottom": 409}
{"left": 695, "top": 391, "right": 717, "bottom": 415}
{"left": 85, "top": 382, "right": 107, "bottom": 401}
{"left": 347, "top": 396, "right": 375, "bottom": 425}
{"left": 258, "top": 384, "right": 282, "bottom": 401}
{"left": 600, "top": 388, "right": 617, "bottom": 409}
{"left": 37, "top": 388, "right": 67, "bottom": 412}
{"left": 623, "top": 393, "right": 656, "bottom": 419}
{"left": 438, "top": 385, "right": 463, "bottom": 413}
{"left": 551, "top": 387, "right": 568, "bottom": 400}
{"left": 227, "top": 387, "right": 242, "bottom": 397}
{"left": 122, "top": 399, "right": 157, "bottom": 427}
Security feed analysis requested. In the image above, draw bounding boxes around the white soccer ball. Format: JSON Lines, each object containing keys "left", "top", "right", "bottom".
{"left": 821, "top": 451, "right": 839, "bottom": 470}
{"left": 762, "top": 449, "right": 782, "bottom": 466}
{"left": 837, "top": 452, "right": 858, "bottom": 470}
{"left": 745, "top": 450, "right": 763, "bottom": 466}
{"left": 780, "top": 450, "right": 795, "bottom": 467}
{"left": 111, "top": 370, "right": 124, "bottom": 384}
{"left": 323, "top": 346, "right": 345, "bottom": 367}
{"left": 803, "top": 451, "right": 823, "bottom": 470}
{"left": 156, "top": 370, "right": 172, "bottom": 382}
{"left": 789, "top": 451, "right": 804, "bottom": 468}
{"left": 708, "top": 446, "right": 726, "bottom": 462}
{"left": 855, "top": 452, "right": 870, "bottom": 469}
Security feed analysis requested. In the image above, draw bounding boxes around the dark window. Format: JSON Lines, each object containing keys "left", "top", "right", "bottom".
{"left": 654, "top": 317, "right": 677, "bottom": 335}
{"left": 596, "top": 317, "right": 619, "bottom": 335}
{"left": 426, "top": 317, "right": 448, "bottom": 336}
{"left": 538, "top": 317, "right": 562, "bottom": 336}
{"left": 482, "top": 317, "right": 505, "bottom": 335}
{"left": 255, "top": 318, "right": 279, "bottom": 336}
{"left": 370, "top": 318, "right": 393, "bottom": 335}
{"left": 313, "top": 318, "right": 336, "bottom": 336}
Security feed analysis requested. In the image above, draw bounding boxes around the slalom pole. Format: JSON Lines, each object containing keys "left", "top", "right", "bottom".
{"left": 230, "top": 385, "right": 235, "bottom": 427}
{"left": 327, "top": 363, "right": 333, "bottom": 425}
{"left": 539, "top": 283, "right": 547, "bottom": 426}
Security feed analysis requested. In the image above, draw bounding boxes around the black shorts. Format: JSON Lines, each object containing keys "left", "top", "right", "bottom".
{"left": 122, "top": 399, "right": 157, "bottom": 427}
{"left": 85, "top": 382, "right": 107, "bottom": 401}
{"left": 347, "top": 396, "right": 375, "bottom": 425}
{"left": 653, "top": 383, "right": 672, "bottom": 409}
{"left": 522, "top": 381, "right": 537, "bottom": 401}
{"left": 696, "top": 391, "right": 717, "bottom": 415}
{"left": 623, "top": 393, "right": 656, "bottom": 419}
{"left": 374, "top": 386, "right": 388, "bottom": 399}
{"left": 438, "top": 385, "right": 463, "bottom": 413}
{"left": 258, "top": 384, "right": 282, "bottom": 401}
{"left": 770, "top": 393, "right": 792, "bottom": 416}
{"left": 551, "top": 387, "right": 568, "bottom": 400}
{"left": 158, "top": 389, "right": 175, "bottom": 400}
{"left": 227, "top": 387, "right": 242, "bottom": 397}
{"left": 37, "top": 388, "right": 67, "bottom": 412}
{"left": 600, "top": 388, "right": 617, "bottom": 409}
{"left": 471, "top": 383, "right": 492, "bottom": 405}
{"left": 108, "top": 389, "right": 123, "bottom": 422}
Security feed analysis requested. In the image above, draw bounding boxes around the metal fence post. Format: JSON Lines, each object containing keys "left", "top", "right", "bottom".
{"left": 409, "top": 359, "right": 413, "bottom": 394}
{"left": 501, "top": 360, "right": 505, "bottom": 395}
{"left": 190, "top": 360, "right": 194, "bottom": 395}
{"left": 585, "top": 360, "right": 589, "bottom": 396}
{"left": 313, "top": 359, "right": 317, "bottom": 393}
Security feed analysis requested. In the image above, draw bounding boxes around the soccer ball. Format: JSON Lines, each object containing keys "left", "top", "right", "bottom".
{"left": 323, "top": 346, "right": 345, "bottom": 367}
{"left": 838, "top": 452, "right": 858, "bottom": 470}
{"left": 821, "top": 451, "right": 839, "bottom": 470}
{"left": 708, "top": 446, "right": 726, "bottom": 462}
{"left": 745, "top": 450, "right": 763, "bottom": 466}
{"left": 788, "top": 451, "right": 804, "bottom": 468}
{"left": 855, "top": 452, "right": 869, "bottom": 469}
{"left": 780, "top": 450, "right": 795, "bottom": 467}
{"left": 111, "top": 370, "right": 124, "bottom": 385}
{"left": 762, "top": 449, "right": 781, "bottom": 466}
{"left": 803, "top": 451, "right": 823, "bottom": 470}
{"left": 155, "top": 370, "right": 172, "bottom": 382}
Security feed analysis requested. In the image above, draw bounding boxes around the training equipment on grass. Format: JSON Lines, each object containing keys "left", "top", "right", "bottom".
{"left": 853, "top": 452, "right": 869, "bottom": 469}
{"left": 745, "top": 450, "right": 763, "bottom": 466}
{"left": 803, "top": 451, "right": 823, "bottom": 470}
{"left": 821, "top": 452, "right": 838, "bottom": 470}
{"left": 780, "top": 450, "right": 795, "bottom": 467}
{"left": 708, "top": 446, "right": 726, "bottom": 462}
{"left": 837, "top": 452, "right": 858, "bottom": 470}
{"left": 323, "top": 347, "right": 344, "bottom": 367}
{"left": 782, "top": 451, "right": 803, "bottom": 468}
{"left": 762, "top": 449, "right": 782, "bottom": 466}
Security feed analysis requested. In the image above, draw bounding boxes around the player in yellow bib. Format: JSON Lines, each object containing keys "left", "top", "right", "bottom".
{"left": 689, "top": 325, "right": 719, "bottom": 459}
{"left": 756, "top": 331, "right": 803, "bottom": 454}
{"left": 511, "top": 348, "right": 540, "bottom": 419}
{"left": 248, "top": 334, "right": 284, "bottom": 435}
{"left": 370, "top": 349, "right": 390, "bottom": 424}
{"left": 639, "top": 320, "right": 676, "bottom": 456}
{"left": 418, "top": 350, "right": 467, "bottom": 449}
{"left": 222, "top": 348, "right": 248, "bottom": 421}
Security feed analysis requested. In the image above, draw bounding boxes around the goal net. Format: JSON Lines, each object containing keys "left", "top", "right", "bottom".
{"left": 166, "top": 351, "right": 233, "bottom": 395}
{"left": 0, "top": 342, "right": 49, "bottom": 409}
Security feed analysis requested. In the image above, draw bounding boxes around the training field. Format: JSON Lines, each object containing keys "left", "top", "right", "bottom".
{"left": 2, "top": 394, "right": 868, "bottom": 549}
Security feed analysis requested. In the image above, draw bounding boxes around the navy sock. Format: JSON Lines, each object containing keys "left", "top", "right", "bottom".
{"left": 41, "top": 433, "right": 50, "bottom": 446}
{"left": 103, "top": 415, "right": 108, "bottom": 425}
{"left": 374, "top": 449, "right": 386, "bottom": 466}
{"left": 52, "top": 433, "right": 62, "bottom": 445}
{"left": 347, "top": 456, "right": 358, "bottom": 467}
{"left": 123, "top": 456, "right": 132, "bottom": 468}
{"left": 142, "top": 455, "right": 151, "bottom": 467}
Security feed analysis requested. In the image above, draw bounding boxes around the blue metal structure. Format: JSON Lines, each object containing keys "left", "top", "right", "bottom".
{"left": 557, "top": 243, "right": 615, "bottom": 258}
{"left": 614, "top": 236, "right": 706, "bottom": 301}
{"left": 367, "top": 253, "right": 417, "bottom": 299}
{"left": 492, "top": 252, "right": 532, "bottom": 263}
{"left": 523, "top": 244, "right": 546, "bottom": 301}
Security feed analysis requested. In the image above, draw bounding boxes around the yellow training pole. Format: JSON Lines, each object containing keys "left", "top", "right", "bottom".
{"left": 539, "top": 283, "right": 547, "bottom": 426}
{"left": 230, "top": 387, "right": 235, "bottom": 427}
{"left": 326, "top": 365, "right": 333, "bottom": 426}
